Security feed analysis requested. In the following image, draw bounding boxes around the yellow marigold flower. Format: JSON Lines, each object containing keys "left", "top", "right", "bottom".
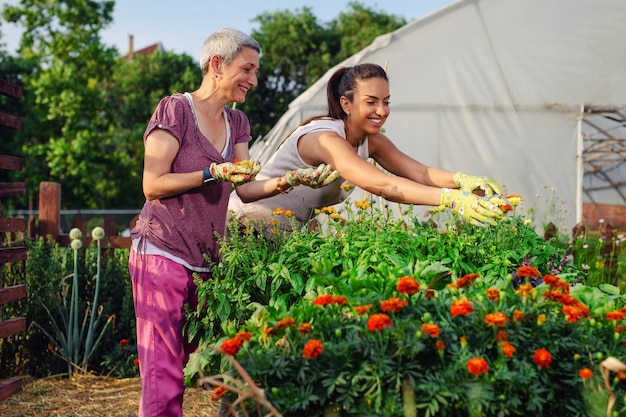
{"left": 355, "top": 199, "right": 371, "bottom": 209}
{"left": 537, "top": 314, "right": 547, "bottom": 325}
{"left": 506, "top": 194, "right": 523, "bottom": 206}
{"left": 270, "top": 229, "right": 279, "bottom": 235}
{"left": 270, "top": 219, "right": 279, "bottom": 226}
{"left": 329, "top": 213, "right": 344, "bottom": 221}
{"left": 320, "top": 206, "right": 336, "bottom": 214}
{"left": 340, "top": 182, "right": 354, "bottom": 191}
{"left": 282, "top": 209, "right": 294, "bottom": 217}
{"left": 272, "top": 207, "right": 284, "bottom": 215}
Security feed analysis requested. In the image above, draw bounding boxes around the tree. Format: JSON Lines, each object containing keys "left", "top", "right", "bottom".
{"left": 2, "top": 0, "right": 118, "bottom": 208}
{"left": 243, "top": 2, "right": 406, "bottom": 142}
{"left": 103, "top": 51, "right": 199, "bottom": 208}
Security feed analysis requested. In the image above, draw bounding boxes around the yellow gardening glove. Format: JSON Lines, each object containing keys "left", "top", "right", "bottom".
{"left": 453, "top": 172, "right": 503, "bottom": 197}
{"left": 208, "top": 159, "right": 262, "bottom": 185}
{"left": 440, "top": 188, "right": 503, "bottom": 226}
{"left": 285, "top": 163, "right": 341, "bottom": 189}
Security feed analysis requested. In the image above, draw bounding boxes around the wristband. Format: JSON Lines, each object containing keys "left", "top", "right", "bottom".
{"left": 203, "top": 167, "right": 216, "bottom": 184}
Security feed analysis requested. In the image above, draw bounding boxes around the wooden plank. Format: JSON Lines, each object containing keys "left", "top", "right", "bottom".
{"left": 0, "top": 247, "right": 28, "bottom": 263}
{"left": 0, "top": 317, "right": 26, "bottom": 339}
{"left": 0, "top": 285, "right": 27, "bottom": 306}
{"left": 0, "top": 377, "right": 22, "bottom": 402}
{"left": 0, "top": 155, "right": 24, "bottom": 172}
{"left": 0, "top": 78, "right": 23, "bottom": 100}
{"left": 0, "top": 182, "right": 26, "bottom": 198}
{"left": 0, "top": 111, "right": 22, "bottom": 130}
{"left": 0, "top": 217, "right": 26, "bottom": 233}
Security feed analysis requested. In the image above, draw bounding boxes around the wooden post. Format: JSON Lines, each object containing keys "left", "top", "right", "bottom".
{"left": 38, "top": 181, "right": 61, "bottom": 240}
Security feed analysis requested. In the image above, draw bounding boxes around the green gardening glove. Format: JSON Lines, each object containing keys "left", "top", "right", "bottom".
{"left": 209, "top": 159, "right": 262, "bottom": 185}
{"left": 440, "top": 188, "right": 503, "bottom": 226}
{"left": 453, "top": 172, "right": 503, "bottom": 197}
{"left": 285, "top": 163, "right": 341, "bottom": 189}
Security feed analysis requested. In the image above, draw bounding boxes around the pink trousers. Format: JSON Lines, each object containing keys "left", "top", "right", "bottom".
{"left": 129, "top": 248, "right": 209, "bottom": 417}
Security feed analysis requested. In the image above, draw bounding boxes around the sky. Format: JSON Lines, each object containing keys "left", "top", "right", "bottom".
{"left": 1, "top": 0, "right": 453, "bottom": 60}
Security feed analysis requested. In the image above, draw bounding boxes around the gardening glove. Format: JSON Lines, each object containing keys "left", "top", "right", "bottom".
{"left": 440, "top": 188, "right": 503, "bottom": 227}
{"left": 285, "top": 163, "right": 341, "bottom": 189}
{"left": 453, "top": 172, "right": 503, "bottom": 197}
{"left": 208, "top": 159, "right": 262, "bottom": 185}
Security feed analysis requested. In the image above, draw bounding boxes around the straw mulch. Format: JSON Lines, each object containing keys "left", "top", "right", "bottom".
{"left": 0, "top": 374, "right": 220, "bottom": 417}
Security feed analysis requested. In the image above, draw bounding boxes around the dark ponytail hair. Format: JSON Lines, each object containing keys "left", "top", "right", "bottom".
{"left": 275, "top": 63, "right": 388, "bottom": 151}
{"left": 326, "top": 63, "right": 389, "bottom": 120}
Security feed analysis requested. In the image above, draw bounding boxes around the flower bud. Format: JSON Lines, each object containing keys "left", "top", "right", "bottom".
{"left": 91, "top": 226, "right": 105, "bottom": 241}
{"left": 69, "top": 228, "right": 82, "bottom": 240}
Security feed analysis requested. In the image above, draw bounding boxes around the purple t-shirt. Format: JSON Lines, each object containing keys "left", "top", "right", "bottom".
{"left": 131, "top": 93, "right": 251, "bottom": 269}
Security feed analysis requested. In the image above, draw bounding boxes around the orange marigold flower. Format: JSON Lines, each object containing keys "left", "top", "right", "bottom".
{"left": 537, "top": 314, "right": 547, "bottom": 325}
{"left": 501, "top": 341, "right": 516, "bottom": 358}
{"left": 516, "top": 283, "right": 534, "bottom": 299}
{"left": 313, "top": 294, "right": 335, "bottom": 306}
{"left": 618, "top": 372, "right": 626, "bottom": 380}
{"left": 397, "top": 276, "right": 420, "bottom": 295}
{"left": 354, "top": 304, "right": 373, "bottom": 315}
{"left": 367, "top": 313, "right": 393, "bottom": 332}
{"left": 270, "top": 229, "right": 279, "bottom": 235}
{"left": 495, "top": 330, "right": 509, "bottom": 342}
{"left": 562, "top": 305, "right": 585, "bottom": 323}
{"left": 211, "top": 386, "right": 228, "bottom": 401}
{"left": 533, "top": 348, "right": 552, "bottom": 368}
{"left": 276, "top": 318, "right": 296, "bottom": 329}
{"left": 119, "top": 339, "right": 128, "bottom": 346}
{"left": 450, "top": 300, "right": 474, "bottom": 317}
{"left": 313, "top": 294, "right": 347, "bottom": 306}
{"left": 435, "top": 339, "right": 445, "bottom": 351}
{"left": 516, "top": 266, "right": 541, "bottom": 278}
{"left": 380, "top": 297, "right": 408, "bottom": 313}
{"left": 606, "top": 311, "right": 626, "bottom": 321}
{"left": 466, "top": 357, "right": 489, "bottom": 376}
{"left": 500, "top": 204, "right": 514, "bottom": 212}
{"left": 579, "top": 368, "right": 593, "bottom": 380}
{"left": 486, "top": 287, "right": 500, "bottom": 302}
{"left": 421, "top": 323, "right": 441, "bottom": 337}
{"left": 221, "top": 338, "right": 243, "bottom": 355}
{"left": 455, "top": 273, "right": 480, "bottom": 289}
{"left": 272, "top": 207, "right": 284, "bottom": 215}
{"left": 302, "top": 339, "right": 324, "bottom": 359}
{"left": 513, "top": 310, "right": 526, "bottom": 322}
{"left": 333, "top": 296, "right": 348, "bottom": 305}
{"left": 299, "top": 323, "right": 312, "bottom": 335}
{"left": 134, "top": 358, "right": 140, "bottom": 367}
{"left": 264, "top": 327, "right": 276, "bottom": 337}
{"left": 484, "top": 312, "right": 508, "bottom": 327}
{"left": 234, "top": 331, "right": 252, "bottom": 343}
{"left": 282, "top": 209, "right": 294, "bottom": 217}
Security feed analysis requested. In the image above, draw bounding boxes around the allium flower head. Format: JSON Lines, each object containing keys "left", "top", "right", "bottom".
{"left": 91, "top": 226, "right": 105, "bottom": 241}
{"left": 69, "top": 228, "right": 82, "bottom": 240}
{"left": 71, "top": 239, "right": 83, "bottom": 250}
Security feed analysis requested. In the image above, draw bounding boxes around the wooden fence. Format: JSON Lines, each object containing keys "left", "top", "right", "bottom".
{"left": 0, "top": 77, "right": 27, "bottom": 401}
{"left": 37, "top": 181, "right": 134, "bottom": 248}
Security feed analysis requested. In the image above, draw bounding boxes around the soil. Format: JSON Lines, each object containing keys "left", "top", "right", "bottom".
{"left": 0, "top": 374, "right": 220, "bottom": 417}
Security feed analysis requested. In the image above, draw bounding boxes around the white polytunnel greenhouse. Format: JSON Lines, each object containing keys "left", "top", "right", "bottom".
{"left": 250, "top": 0, "right": 626, "bottom": 233}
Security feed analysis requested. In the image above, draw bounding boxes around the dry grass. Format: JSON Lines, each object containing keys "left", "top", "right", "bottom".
{"left": 0, "top": 374, "right": 220, "bottom": 416}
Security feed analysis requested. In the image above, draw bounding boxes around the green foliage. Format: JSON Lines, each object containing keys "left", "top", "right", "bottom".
{"left": 185, "top": 201, "right": 626, "bottom": 416}
{"left": 0, "top": 238, "right": 133, "bottom": 379}
{"left": 244, "top": 2, "right": 406, "bottom": 141}
{"left": 184, "top": 200, "right": 582, "bottom": 384}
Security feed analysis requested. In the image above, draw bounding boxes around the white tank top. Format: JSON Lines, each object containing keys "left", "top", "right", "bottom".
{"left": 228, "top": 118, "right": 369, "bottom": 230}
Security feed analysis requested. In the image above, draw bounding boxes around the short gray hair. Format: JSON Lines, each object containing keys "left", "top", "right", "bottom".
{"left": 199, "top": 28, "right": 261, "bottom": 76}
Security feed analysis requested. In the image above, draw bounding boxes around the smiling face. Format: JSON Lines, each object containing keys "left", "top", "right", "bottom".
{"left": 341, "top": 77, "right": 390, "bottom": 139}
{"left": 219, "top": 46, "right": 260, "bottom": 103}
